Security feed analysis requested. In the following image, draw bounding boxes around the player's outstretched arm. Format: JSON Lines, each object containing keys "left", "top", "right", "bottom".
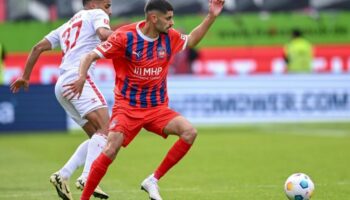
{"left": 10, "top": 39, "right": 51, "bottom": 93}
{"left": 187, "top": 0, "right": 225, "bottom": 48}
{"left": 63, "top": 51, "right": 100, "bottom": 100}
{"left": 96, "top": 27, "right": 114, "bottom": 41}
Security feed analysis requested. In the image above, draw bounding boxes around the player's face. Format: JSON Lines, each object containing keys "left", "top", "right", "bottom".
{"left": 155, "top": 11, "right": 174, "bottom": 34}
{"left": 95, "top": 0, "right": 112, "bottom": 16}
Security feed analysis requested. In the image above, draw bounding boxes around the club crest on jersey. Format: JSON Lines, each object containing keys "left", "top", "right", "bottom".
{"left": 99, "top": 41, "right": 112, "bottom": 52}
{"left": 109, "top": 119, "right": 118, "bottom": 130}
{"left": 157, "top": 47, "right": 166, "bottom": 59}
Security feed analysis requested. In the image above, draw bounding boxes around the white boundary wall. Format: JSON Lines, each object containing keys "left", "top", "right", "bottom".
{"left": 69, "top": 74, "right": 350, "bottom": 129}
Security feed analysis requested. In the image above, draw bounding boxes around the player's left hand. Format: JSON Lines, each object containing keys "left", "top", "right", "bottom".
{"left": 209, "top": 0, "right": 225, "bottom": 17}
{"left": 63, "top": 77, "right": 86, "bottom": 100}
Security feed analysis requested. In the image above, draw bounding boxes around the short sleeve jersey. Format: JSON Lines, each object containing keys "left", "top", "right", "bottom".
{"left": 45, "top": 9, "right": 110, "bottom": 72}
{"left": 94, "top": 21, "right": 188, "bottom": 108}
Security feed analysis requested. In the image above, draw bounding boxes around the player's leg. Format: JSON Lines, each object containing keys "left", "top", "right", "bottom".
{"left": 154, "top": 115, "right": 197, "bottom": 179}
{"left": 55, "top": 76, "right": 98, "bottom": 178}
{"left": 50, "top": 122, "right": 107, "bottom": 200}
{"left": 81, "top": 109, "right": 144, "bottom": 200}
{"left": 54, "top": 109, "right": 110, "bottom": 199}
{"left": 142, "top": 110, "right": 197, "bottom": 200}
{"left": 52, "top": 72, "right": 109, "bottom": 199}
{"left": 75, "top": 108, "right": 110, "bottom": 199}
{"left": 49, "top": 75, "right": 96, "bottom": 200}
{"left": 78, "top": 107, "right": 109, "bottom": 180}
{"left": 68, "top": 76, "right": 111, "bottom": 199}
{"left": 80, "top": 131, "right": 124, "bottom": 200}
{"left": 49, "top": 138, "right": 90, "bottom": 200}
{"left": 55, "top": 122, "right": 96, "bottom": 180}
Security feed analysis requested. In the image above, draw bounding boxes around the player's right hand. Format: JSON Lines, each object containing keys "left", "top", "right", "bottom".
{"left": 209, "top": 0, "right": 225, "bottom": 17}
{"left": 62, "top": 77, "right": 86, "bottom": 100}
{"left": 10, "top": 78, "right": 29, "bottom": 93}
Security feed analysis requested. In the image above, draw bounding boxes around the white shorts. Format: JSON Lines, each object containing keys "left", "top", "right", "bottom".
{"left": 55, "top": 70, "right": 107, "bottom": 127}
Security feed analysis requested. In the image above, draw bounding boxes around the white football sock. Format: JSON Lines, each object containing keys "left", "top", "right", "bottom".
{"left": 80, "top": 134, "right": 107, "bottom": 180}
{"left": 59, "top": 139, "right": 89, "bottom": 180}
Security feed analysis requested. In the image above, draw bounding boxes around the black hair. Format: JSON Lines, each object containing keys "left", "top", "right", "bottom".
{"left": 144, "top": 0, "right": 173, "bottom": 14}
{"left": 292, "top": 29, "right": 302, "bottom": 38}
{"left": 82, "top": 0, "right": 91, "bottom": 6}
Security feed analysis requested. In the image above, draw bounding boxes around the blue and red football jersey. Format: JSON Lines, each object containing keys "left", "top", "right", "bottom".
{"left": 94, "top": 21, "right": 188, "bottom": 108}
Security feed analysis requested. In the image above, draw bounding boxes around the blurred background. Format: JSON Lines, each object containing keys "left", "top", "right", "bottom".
{"left": 0, "top": 1, "right": 350, "bottom": 200}
{"left": 0, "top": 0, "right": 350, "bottom": 131}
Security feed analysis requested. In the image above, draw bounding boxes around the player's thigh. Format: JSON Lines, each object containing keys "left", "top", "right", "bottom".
{"left": 57, "top": 73, "right": 108, "bottom": 125}
{"left": 55, "top": 79, "right": 88, "bottom": 128}
{"left": 71, "top": 76, "right": 108, "bottom": 120}
{"left": 84, "top": 107, "right": 109, "bottom": 132}
{"left": 144, "top": 107, "right": 181, "bottom": 137}
{"left": 110, "top": 109, "right": 144, "bottom": 147}
{"left": 163, "top": 115, "right": 195, "bottom": 136}
{"left": 82, "top": 122, "right": 97, "bottom": 137}
{"left": 103, "top": 131, "right": 125, "bottom": 159}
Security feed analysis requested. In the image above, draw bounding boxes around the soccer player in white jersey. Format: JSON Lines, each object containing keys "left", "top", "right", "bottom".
{"left": 10, "top": 0, "right": 113, "bottom": 199}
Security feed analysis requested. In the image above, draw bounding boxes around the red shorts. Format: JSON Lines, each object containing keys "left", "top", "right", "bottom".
{"left": 109, "top": 104, "right": 180, "bottom": 147}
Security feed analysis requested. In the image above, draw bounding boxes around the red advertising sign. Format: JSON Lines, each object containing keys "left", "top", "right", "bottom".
{"left": 4, "top": 52, "right": 115, "bottom": 84}
{"left": 193, "top": 45, "right": 350, "bottom": 75}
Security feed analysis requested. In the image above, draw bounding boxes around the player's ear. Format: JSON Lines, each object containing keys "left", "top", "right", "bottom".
{"left": 147, "top": 11, "right": 158, "bottom": 23}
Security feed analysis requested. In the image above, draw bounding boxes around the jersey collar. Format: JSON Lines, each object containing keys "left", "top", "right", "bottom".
{"left": 136, "top": 21, "right": 159, "bottom": 42}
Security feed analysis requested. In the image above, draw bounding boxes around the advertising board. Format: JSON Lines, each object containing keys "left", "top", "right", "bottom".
{"left": 0, "top": 85, "right": 67, "bottom": 132}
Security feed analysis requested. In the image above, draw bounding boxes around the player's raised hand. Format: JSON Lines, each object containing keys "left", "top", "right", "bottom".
{"left": 63, "top": 77, "right": 86, "bottom": 100}
{"left": 10, "top": 77, "right": 29, "bottom": 93}
{"left": 209, "top": 0, "right": 225, "bottom": 17}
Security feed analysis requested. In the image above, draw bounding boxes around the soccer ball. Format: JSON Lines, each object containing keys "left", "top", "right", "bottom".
{"left": 284, "top": 173, "right": 315, "bottom": 200}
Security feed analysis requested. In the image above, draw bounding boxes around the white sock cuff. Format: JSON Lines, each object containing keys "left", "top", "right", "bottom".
{"left": 81, "top": 133, "right": 107, "bottom": 180}
{"left": 150, "top": 173, "right": 159, "bottom": 182}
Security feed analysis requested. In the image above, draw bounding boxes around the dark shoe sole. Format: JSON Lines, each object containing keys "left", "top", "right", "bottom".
{"left": 92, "top": 191, "right": 109, "bottom": 199}
{"left": 51, "top": 182, "right": 71, "bottom": 200}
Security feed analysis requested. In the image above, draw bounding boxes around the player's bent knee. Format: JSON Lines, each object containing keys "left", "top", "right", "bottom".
{"left": 104, "top": 132, "right": 124, "bottom": 159}
{"left": 180, "top": 127, "right": 197, "bottom": 144}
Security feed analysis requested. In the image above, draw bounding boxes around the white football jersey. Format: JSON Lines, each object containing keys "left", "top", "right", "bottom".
{"left": 45, "top": 9, "right": 110, "bottom": 73}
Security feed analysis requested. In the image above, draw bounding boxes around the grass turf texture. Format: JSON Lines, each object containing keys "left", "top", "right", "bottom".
{"left": 0, "top": 123, "right": 349, "bottom": 200}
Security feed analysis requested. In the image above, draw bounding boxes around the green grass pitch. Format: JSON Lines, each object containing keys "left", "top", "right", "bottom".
{"left": 0, "top": 123, "right": 349, "bottom": 200}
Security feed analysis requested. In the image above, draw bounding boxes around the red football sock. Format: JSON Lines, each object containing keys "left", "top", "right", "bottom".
{"left": 80, "top": 153, "right": 112, "bottom": 200}
{"left": 154, "top": 138, "right": 192, "bottom": 180}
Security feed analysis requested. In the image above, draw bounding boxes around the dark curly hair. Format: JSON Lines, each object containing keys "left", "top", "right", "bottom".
{"left": 144, "top": 0, "right": 173, "bottom": 14}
